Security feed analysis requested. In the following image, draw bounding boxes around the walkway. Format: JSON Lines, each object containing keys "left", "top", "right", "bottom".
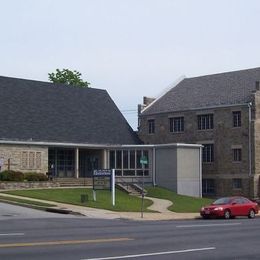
{"left": 0, "top": 192, "right": 200, "bottom": 221}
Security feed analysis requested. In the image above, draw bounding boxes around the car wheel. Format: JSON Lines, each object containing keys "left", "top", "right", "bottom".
{"left": 248, "top": 209, "right": 255, "bottom": 219}
{"left": 224, "top": 209, "right": 231, "bottom": 219}
{"left": 202, "top": 215, "right": 209, "bottom": 219}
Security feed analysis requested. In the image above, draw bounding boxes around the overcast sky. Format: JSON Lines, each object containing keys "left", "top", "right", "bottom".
{"left": 1, "top": 0, "right": 260, "bottom": 129}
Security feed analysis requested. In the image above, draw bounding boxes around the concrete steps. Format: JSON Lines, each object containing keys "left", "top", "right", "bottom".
{"left": 54, "top": 178, "right": 92, "bottom": 187}
{"left": 116, "top": 182, "right": 147, "bottom": 196}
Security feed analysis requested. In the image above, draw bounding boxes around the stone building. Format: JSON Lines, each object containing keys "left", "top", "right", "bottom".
{"left": 0, "top": 76, "right": 202, "bottom": 197}
{"left": 0, "top": 76, "right": 140, "bottom": 177}
{"left": 138, "top": 67, "right": 260, "bottom": 198}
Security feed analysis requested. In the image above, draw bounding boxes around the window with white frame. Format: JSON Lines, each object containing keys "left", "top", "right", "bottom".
{"left": 198, "top": 114, "right": 214, "bottom": 130}
{"left": 109, "top": 149, "right": 149, "bottom": 176}
{"left": 169, "top": 117, "right": 184, "bottom": 133}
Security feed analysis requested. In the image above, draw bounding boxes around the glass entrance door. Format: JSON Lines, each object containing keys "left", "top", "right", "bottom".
{"left": 79, "top": 151, "right": 99, "bottom": 177}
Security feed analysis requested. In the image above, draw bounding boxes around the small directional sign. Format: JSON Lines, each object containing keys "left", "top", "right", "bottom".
{"left": 93, "top": 169, "right": 112, "bottom": 190}
{"left": 140, "top": 156, "right": 148, "bottom": 165}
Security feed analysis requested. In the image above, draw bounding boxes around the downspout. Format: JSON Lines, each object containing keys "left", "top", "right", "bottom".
{"left": 199, "top": 146, "right": 202, "bottom": 198}
{"left": 248, "top": 102, "right": 252, "bottom": 177}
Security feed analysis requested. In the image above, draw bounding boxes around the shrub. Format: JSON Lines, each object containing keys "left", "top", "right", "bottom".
{"left": 0, "top": 170, "right": 24, "bottom": 181}
{"left": 24, "top": 172, "right": 48, "bottom": 182}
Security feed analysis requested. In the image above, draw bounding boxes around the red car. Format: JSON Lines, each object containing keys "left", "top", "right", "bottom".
{"left": 200, "top": 196, "right": 259, "bottom": 219}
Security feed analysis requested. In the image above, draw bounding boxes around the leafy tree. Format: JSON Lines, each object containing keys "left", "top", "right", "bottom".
{"left": 48, "top": 69, "right": 90, "bottom": 87}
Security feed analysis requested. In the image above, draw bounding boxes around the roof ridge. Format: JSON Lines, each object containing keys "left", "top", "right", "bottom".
{"left": 0, "top": 75, "right": 104, "bottom": 91}
{"left": 141, "top": 75, "right": 185, "bottom": 114}
{"left": 186, "top": 66, "right": 260, "bottom": 80}
{"left": 141, "top": 66, "right": 260, "bottom": 116}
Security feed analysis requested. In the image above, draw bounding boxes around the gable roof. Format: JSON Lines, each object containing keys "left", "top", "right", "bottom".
{"left": 141, "top": 67, "right": 260, "bottom": 116}
{"left": 0, "top": 76, "right": 140, "bottom": 145}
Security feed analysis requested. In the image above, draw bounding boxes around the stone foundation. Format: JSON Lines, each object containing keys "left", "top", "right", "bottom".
{"left": 0, "top": 181, "right": 60, "bottom": 190}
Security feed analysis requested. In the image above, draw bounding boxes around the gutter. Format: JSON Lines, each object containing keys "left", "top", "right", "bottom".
{"left": 199, "top": 146, "right": 203, "bottom": 198}
{"left": 248, "top": 102, "right": 252, "bottom": 176}
{"left": 0, "top": 140, "right": 202, "bottom": 150}
{"left": 140, "top": 103, "right": 250, "bottom": 117}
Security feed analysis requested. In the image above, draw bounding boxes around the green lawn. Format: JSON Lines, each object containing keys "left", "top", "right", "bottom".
{"left": 0, "top": 195, "right": 55, "bottom": 207}
{"left": 2, "top": 186, "right": 213, "bottom": 213}
{"left": 2, "top": 188, "right": 154, "bottom": 212}
{"left": 146, "top": 186, "right": 213, "bottom": 213}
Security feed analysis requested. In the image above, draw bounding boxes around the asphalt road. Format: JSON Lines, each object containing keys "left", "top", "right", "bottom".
{"left": 0, "top": 202, "right": 260, "bottom": 260}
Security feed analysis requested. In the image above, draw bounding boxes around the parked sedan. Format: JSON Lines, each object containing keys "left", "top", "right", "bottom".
{"left": 200, "top": 196, "right": 259, "bottom": 219}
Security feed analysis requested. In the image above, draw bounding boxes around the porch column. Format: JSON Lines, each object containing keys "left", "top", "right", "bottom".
{"left": 102, "top": 149, "right": 108, "bottom": 169}
{"left": 75, "top": 148, "right": 79, "bottom": 179}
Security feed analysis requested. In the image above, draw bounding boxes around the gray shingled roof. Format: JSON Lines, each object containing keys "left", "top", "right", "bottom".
{"left": 0, "top": 76, "right": 140, "bottom": 145}
{"left": 141, "top": 67, "right": 260, "bottom": 115}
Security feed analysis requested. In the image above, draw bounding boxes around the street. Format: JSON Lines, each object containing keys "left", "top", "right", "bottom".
{"left": 0, "top": 202, "right": 260, "bottom": 259}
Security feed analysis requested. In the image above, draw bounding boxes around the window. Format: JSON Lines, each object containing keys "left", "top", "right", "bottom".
{"left": 36, "top": 152, "right": 42, "bottom": 169}
{"left": 21, "top": 151, "right": 42, "bottom": 170}
{"left": 56, "top": 149, "right": 75, "bottom": 175}
{"left": 233, "top": 148, "right": 242, "bottom": 162}
{"left": 198, "top": 114, "right": 214, "bottom": 130}
{"left": 109, "top": 150, "right": 150, "bottom": 176}
{"left": 29, "top": 152, "right": 35, "bottom": 169}
{"left": 109, "top": 150, "right": 115, "bottom": 169}
{"left": 232, "top": 178, "right": 242, "bottom": 189}
{"left": 202, "top": 144, "right": 214, "bottom": 162}
{"left": 148, "top": 119, "right": 155, "bottom": 134}
{"left": 233, "top": 111, "right": 241, "bottom": 127}
{"left": 169, "top": 117, "right": 184, "bottom": 133}
{"left": 21, "top": 151, "right": 28, "bottom": 169}
{"left": 202, "top": 179, "right": 215, "bottom": 195}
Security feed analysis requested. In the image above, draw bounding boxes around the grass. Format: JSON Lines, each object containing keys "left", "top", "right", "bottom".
{"left": 2, "top": 188, "right": 154, "bottom": 212}
{"left": 1, "top": 186, "right": 214, "bottom": 213}
{"left": 146, "top": 186, "right": 213, "bottom": 213}
{"left": 0, "top": 195, "right": 55, "bottom": 207}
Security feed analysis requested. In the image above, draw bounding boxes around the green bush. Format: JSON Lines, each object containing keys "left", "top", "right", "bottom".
{"left": 24, "top": 172, "right": 48, "bottom": 182}
{"left": 0, "top": 170, "right": 24, "bottom": 181}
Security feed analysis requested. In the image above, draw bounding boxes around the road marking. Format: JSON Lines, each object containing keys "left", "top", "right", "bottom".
{"left": 82, "top": 247, "right": 216, "bottom": 260}
{"left": 176, "top": 223, "right": 242, "bottom": 228}
{"left": 0, "top": 233, "right": 24, "bottom": 236}
{"left": 0, "top": 237, "right": 132, "bottom": 248}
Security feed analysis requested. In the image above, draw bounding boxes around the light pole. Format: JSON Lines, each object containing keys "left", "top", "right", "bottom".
{"left": 140, "top": 155, "right": 148, "bottom": 218}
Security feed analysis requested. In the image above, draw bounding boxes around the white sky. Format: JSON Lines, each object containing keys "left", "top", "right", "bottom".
{"left": 1, "top": 0, "right": 260, "bottom": 129}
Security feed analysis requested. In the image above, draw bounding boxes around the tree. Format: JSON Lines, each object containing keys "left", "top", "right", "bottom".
{"left": 48, "top": 69, "right": 90, "bottom": 87}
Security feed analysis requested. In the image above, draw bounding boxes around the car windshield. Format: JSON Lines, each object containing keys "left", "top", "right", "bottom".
{"left": 212, "top": 197, "right": 231, "bottom": 205}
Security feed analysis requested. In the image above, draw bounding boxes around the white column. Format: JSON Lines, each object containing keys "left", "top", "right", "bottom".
{"left": 152, "top": 148, "right": 156, "bottom": 186}
{"left": 102, "top": 149, "right": 108, "bottom": 169}
{"left": 75, "top": 148, "right": 79, "bottom": 179}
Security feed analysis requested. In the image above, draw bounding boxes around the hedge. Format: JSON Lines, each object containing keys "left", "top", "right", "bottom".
{"left": 0, "top": 171, "right": 48, "bottom": 182}
{"left": 0, "top": 170, "right": 24, "bottom": 181}
{"left": 24, "top": 172, "right": 48, "bottom": 182}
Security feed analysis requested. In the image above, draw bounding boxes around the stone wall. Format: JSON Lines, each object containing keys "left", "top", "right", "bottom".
{"left": 0, "top": 144, "right": 48, "bottom": 174}
{"left": 0, "top": 181, "right": 60, "bottom": 190}
{"left": 139, "top": 105, "right": 254, "bottom": 197}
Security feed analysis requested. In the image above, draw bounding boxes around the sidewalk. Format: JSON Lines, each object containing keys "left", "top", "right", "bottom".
{"left": 0, "top": 193, "right": 200, "bottom": 221}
